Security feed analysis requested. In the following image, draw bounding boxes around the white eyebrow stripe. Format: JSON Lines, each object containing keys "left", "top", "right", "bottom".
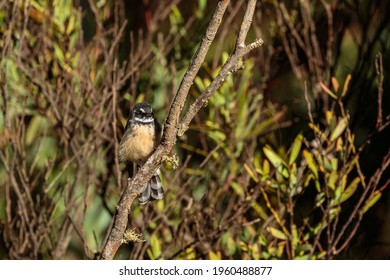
{"left": 139, "top": 107, "right": 146, "bottom": 113}
{"left": 134, "top": 116, "right": 154, "bottom": 123}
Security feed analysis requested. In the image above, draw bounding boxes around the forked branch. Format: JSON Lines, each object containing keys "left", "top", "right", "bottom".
{"left": 100, "top": 0, "right": 263, "bottom": 260}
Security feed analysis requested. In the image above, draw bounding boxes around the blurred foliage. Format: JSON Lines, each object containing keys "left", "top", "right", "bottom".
{"left": 0, "top": 0, "right": 389, "bottom": 259}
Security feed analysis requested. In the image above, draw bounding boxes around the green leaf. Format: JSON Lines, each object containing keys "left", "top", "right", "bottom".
{"left": 66, "top": 14, "right": 76, "bottom": 35}
{"left": 267, "top": 227, "right": 287, "bottom": 240}
{"left": 194, "top": 76, "right": 205, "bottom": 91}
{"left": 327, "top": 170, "right": 338, "bottom": 190}
{"left": 280, "top": 167, "right": 290, "bottom": 178}
{"left": 325, "top": 110, "right": 337, "bottom": 131}
{"left": 239, "top": 110, "right": 260, "bottom": 141}
{"left": 276, "top": 242, "right": 285, "bottom": 258}
{"left": 329, "top": 206, "right": 341, "bottom": 220}
{"left": 291, "top": 224, "right": 299, "bottom": 250}
{"left": 308, "top": 123, "right": 328, "bottom": 141}
{"left": 203, "top": 78, "right": 211, "bottom": 89}
{"left": 209, "top": 130, "right": 226, "bottom": 143}
{"left": 303, "top": 150, "right": 318, "bottom": 178}
{"left": 249, "top": 111, "right": 284, "bottom": 138}
{"left": 213, "top": 90, "right": 226, "bottom": 106}
{"left": 171, "top": 5, "right": 184, "bottom": 24}
{"left": 334, "top": 175, "right": 347, "bottom": 201}
{"left": 304, "top": 173, "right": 314, "bottom": 187}
{"left": 289, "top": 133, "right": 303, "bottom": 165}
{"left": 227, "top": 236, "right": 236, "bottom": 256}
{"left": 263, "top": 160, "right": 270, "bottom": 176}
{"left": 251, "top": 243, "right": 260, "bottom": 260}
{"left": 53, "top": 43, "right": 65, "bottom": 66}
{"left": 25, "top": 115, "right": 47, "bottom": 145}
{"left": 323, "top": 157, "right": 333, "bottom": 172}
{"left": 209, "top": 251, "right": 221, "bottom": 260}
{"left": 340, "top": 177, "right": 360, "bottom": 203}
{"left": 313, "top": 220, "right": 326, "bottom": 235}
{"left": 259, "top": 235, "right": 267, "bottom": 246}
{"left": 315, "top": 181, "right": 321, "bottom": 192}
{"left": 251, "top": 201, "right": 268, "bottom": 220}
{"left": 315, "top": 192, "right": 325, "bottom": 207}
{"left": 240, "top": 241, "right": 248, "bottom": 252}
{"left": 196, "top": 0, "right": 206, "bottom": 18}
{"left": 330, "top": 117, "right": 348, "bottom": 141}
{"left": 263, "top": 145, "right": 286, "bottom": 168}
{"left": 244, "top": 164, "right": 259, "bottom": 182}
{"left": 359, "top": 191, "right": 381, "bottom": 215}
{"left": 330, "top": 158, "right": 338, "bottom": 171}
{"left": 316, "top": 251, "right": 327, "bottom": 259}
{"left": 300, "top": 244, "right": 312, "bottom": 253}
{"left": 222, "top": 51, "right": 229, "bottom": 65}
{"left": 198, "top": 0, "right": 206, "bottom": 10}
{"left": 150, "top": 234, "right": 161, "bottom": 259}
{"left": 262, "top": 251, "right": 270, "bottom": 259}
{"left": 231, "top": 181, "right": 244, "bottom": 197}
{"left": 295, "top": 255, "right": 310, "bottom": 260}
{"left": 183, "top": 247, "right": 196, "bottom": 260}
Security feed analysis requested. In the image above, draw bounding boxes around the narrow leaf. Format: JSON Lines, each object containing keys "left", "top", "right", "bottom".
{"left": 263, "top": 159, "right": 270, "bottom": 175}
{"left": 289, "top": 133, "right": 303, "bottom": 165}
{"left": 240, "top": 241, "right": 248, "bottom": 252}
{"left": 340, "top": 177, "right": 360, "bottom": 203}
{"left": 327, "top": 170, "right": 338, "bottom": 190}
{"left": 150, "top": 234, "right": 161, "bottom": 259}
{"left": 330, "top": 117, "right": 348, "bottom": 141}
{"left": 325, "top": 110, "right": 337, "bottom": 130}
{"left": 341, "top": 74, "right": 352, "bottom": 97}
{"left": 252, "top": 243, "right": 260, "bottom": 260}
{"left": 291, "top": 224, "right": 299, "bottom": 249}
{"left": 227, "top": 236, "right": 237, "bottom": 256}
{"left": 331, "top": 77, "right": 339, "bottom": 92}
{"left": 249, "top": 111, "right": 284, "bottom": 137}
{"left": 304, "top": 173, "right": 314, "bottom": 187}
{"left": 251, "top": 201, "right": 268, "bottom": 220}
{"left": 303, "top": 150, "right": 318, "bottom": 178}
{"left": 320, "top": 82, "right": 337, "bottom": 99}
{"left": 194, "top": 76, "right": 205, "bottom": 91}
{"left": 308, "top": 123, "right": 328, "bottom": 141}
{"left": 263, "top": 145, "right": 285, "bottom": 168}
{"left": 267, "top": 227, "right": 287, "bottom": 240}
{"left": 244, "top": 164, "right": 259, "bottom": 182}
{"left": 359, "top": 191, "right": 381, "bottom": 215}
{"left": 209, "top": 251, "right": 221, "bottom": 260}
{"left": 231, "top": 181, "right": 244, "bottom": 197}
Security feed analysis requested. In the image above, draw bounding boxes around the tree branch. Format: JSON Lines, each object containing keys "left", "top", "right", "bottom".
{"left": 100, "top": 0, "right": 263, "bottom": 260}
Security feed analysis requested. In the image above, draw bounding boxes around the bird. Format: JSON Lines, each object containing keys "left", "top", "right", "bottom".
{"left": 119, "top": 102, "right": 164, "bottom": 204}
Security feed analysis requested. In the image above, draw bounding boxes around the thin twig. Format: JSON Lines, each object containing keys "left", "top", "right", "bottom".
{"left": 375, "top": 52, "right": 383, "bottom": 129}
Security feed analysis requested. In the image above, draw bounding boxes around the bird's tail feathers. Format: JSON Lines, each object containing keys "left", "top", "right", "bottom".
{"left": 137, "top": 168, "right": 164, "bottom": 205}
